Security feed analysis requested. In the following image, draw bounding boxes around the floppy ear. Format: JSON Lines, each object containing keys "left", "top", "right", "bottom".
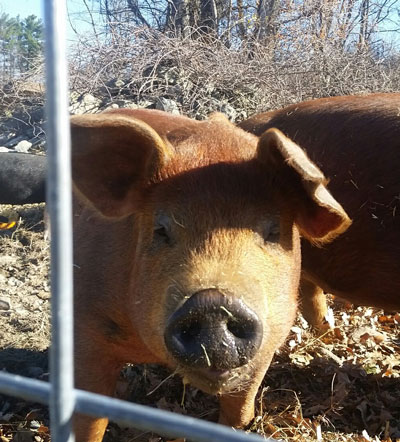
{"left": 71, "top": 113, "right": 171, "bottom": 217}
{"left": 257, "top": 128, "right": 351, "bottom": 244}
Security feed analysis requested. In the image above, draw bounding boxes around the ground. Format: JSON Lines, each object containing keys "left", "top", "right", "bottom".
{"left": 0, "top": 204, "right": 399, "bottom": 442}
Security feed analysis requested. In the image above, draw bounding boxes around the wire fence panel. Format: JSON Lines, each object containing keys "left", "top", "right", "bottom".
{"left": 43, "top": 0, "right": 75, "bottom": 441}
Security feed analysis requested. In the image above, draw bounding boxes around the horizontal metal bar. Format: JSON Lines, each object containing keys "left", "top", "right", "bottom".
{"left": 0, "top": 372, "right": 273, "bottom": 442}
{"left": 0, "top": 372, "right": 49, "bottom": 404}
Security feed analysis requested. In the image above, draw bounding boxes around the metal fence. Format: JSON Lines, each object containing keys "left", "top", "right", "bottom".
{"left": 0, "top": 1, "right": 276, "bottom": 441}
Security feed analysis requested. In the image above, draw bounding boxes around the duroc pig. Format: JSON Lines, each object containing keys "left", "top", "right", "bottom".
{"left": 238, "top": 93, "right": 400, "bottom": 326}
{"left": 71, "top": 109, "right": 350, "bottom": 441}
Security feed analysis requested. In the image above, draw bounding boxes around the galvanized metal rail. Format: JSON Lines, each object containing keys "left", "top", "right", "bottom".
{"left": 0, "top": 373, "right": 272, "bottom": 442}
{"left": 44, "top": 0, "right": 75, "bottom": 440}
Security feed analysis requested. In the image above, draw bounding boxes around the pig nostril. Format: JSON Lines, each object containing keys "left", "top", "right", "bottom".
{"left": 227, "top": 319, "right": 248, "bottom": 339}
{"left": 179, "top": 320, "right": 201, "bottom": 342}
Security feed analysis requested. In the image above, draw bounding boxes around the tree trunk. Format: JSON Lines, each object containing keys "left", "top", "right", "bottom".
{"left": 236, "top": 0, "right": 246, "bottom": 40}
{"left": 358, "top": 0, "right": 369, "bottom": 49}
{"left": 200, "top": 0, "right": 218, "bottom": 35}
{"left": 166, "top": 0, "right": 190, "bottom": 37}
{"left": 255, "top": 0, "right": 280, "bottom": 41}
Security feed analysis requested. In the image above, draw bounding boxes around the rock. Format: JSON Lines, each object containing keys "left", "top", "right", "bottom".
{"left": 82, "top": 93, "right": 97, "bottom": 104}
{"left": 102, "top": 78, "right": 127, "bottom": 96}
{"left": 4, "top": 135, "right": 25, "bottom": 148}
{"left": 156, "top": 98, "right": 180, "bottom": 114}
{"left": 113, "top": 100, "right": 138, "bottom": 109}
{"left": 29, "top": 420, "right": 41, "bottom": 429}
{"left": 0, "top": 271, "right": 6, "bottom": 283}
{"left": 103, "top": 103, "right": 120, "bottom": 111}
{"left": 15, "top": 140, "right": 32, "bottom": 153}
{"left": 194, "top": 98, "right": 238, "bottom": 121}
{"left": 0, "top": 296, "right": 11, "bottom": 311}
{"left": 36, "top": 290, "right": 51, "bottom": 300}
{"left": 219, "top": 103, "right": 237, "bottom": 121}
{"left": 163, "top": 67, "right": 180, "bottom": 85}
{"left": 8, "top": 277, "right": 19, "bottom": 287}
{"left": 108, "top": 78, "right": 125, "bottom": 89}
{"left": 69, "top": 93, "right": 101, "bottom": 115}
{"left": 0, "top": 255, "right": 17, "bottom": 266}
{"left": 0, "top": 132, "right": 17, "bottom": 146}
{"left": 70, "top": 91, "right": 81, "bottom": 102}
{"left": 3, "top": 81, "right": 44, "bottom": 96}
{"left": 122, "top": 102, "right": 140, "bottom": 109}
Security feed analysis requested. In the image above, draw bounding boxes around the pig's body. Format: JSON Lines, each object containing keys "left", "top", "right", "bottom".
{"left": 0, "top": 153, "right": 46, "bottom": 204}
{"left": 239, "top": 93, "right": 400, "bottom": 324}
{"left": 71, "top": 109, "right": 350, "bottom": 441}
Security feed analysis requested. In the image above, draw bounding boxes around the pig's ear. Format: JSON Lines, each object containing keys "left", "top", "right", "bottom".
{"left": 257, "top": 128, "right": 351, "bottom": 244}
{"left": 71, "top": 113, "right": 171, "bottom": 217}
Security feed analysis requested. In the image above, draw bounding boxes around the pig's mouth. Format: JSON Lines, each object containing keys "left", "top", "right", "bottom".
{"left": 163, "top": 288, "right": 262, "bottom": 394}
{"left": 179, "top": 364, "right": 254, "bottom": 395}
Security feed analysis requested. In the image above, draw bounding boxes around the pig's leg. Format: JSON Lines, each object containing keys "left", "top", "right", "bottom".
{"left": 299, "top": 278, "right": 327, "bottom": 327}
{"left": 74, "top": 415, "right": 109, "bottom": 442}
{"left": 218, "top": 365, "right": 269, "bottom": 428}
{"left": 73, "top": 343, "right": 123, "bottom": 442}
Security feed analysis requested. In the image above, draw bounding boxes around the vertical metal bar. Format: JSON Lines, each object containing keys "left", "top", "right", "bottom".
{"left": 43, "top": 0, "right": 75, "bottom": 441}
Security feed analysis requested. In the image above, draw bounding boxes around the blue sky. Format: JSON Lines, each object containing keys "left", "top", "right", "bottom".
{"left": 0, "top": 0, "right": 43, "bottom": 19}
{"left": 0, "top": 0, "right": 398, "bottom": 46}
{"left": 0, "top": 1, "right": 99, "bottom": 40}
{"left": 0, "top": 0, "right": 97, "bottom": 22}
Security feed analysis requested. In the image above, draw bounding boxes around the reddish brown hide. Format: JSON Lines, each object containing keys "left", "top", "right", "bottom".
{"left": 71, "top": 108, "right": 350, "bottom": 441}
{"left": 239, "top": 93, "right": 400, "bottom": 325}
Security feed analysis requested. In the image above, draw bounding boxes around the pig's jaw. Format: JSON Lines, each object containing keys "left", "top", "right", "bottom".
{"left": 178, "top": 363, "right": 254, "bottom": 395}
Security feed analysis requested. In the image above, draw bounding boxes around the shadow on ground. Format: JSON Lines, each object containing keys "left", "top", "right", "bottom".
{"left": 0, "top": 346, "right": 399, "bottom": 440}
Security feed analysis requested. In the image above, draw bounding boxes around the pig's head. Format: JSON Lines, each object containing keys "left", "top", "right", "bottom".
{"left": 71, "top": 110, "right": 350, "bottom": 395}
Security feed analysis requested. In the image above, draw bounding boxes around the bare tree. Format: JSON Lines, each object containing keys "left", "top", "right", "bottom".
{"left": 199, "top": 0, "right": 218, "bottom": 34}
{"left": 166, "top": 0, "right": 190, "bottom": 36}
{"left": 358, "top": 0, "right": 370, "bottom": 48}
{"left": 254, "top": 0, "right": 280, "bottom": 41}
{"left": 235, "top": 0, "right": 247, "bottom": 40}
{"left": 70, "top": 0, "right": 399, "bottom": 59}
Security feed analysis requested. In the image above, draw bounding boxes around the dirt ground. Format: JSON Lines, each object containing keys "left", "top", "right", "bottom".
{"left": 0, "top": 204, "right": 399, "bottom": 442}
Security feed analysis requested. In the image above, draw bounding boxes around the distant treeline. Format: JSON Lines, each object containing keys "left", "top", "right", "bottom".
{"left": 0, "top": 13, "right": 43, "bottom": 81}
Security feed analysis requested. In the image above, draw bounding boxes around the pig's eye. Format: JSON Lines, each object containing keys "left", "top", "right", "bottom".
{"left": 153, "top": 213, "right": 173, "bottom": 246}
{"left": 262, "top": 219, "right": 280, "bottom": 243}
{"left": 154, "top": 225, "right": 171, "bottom": 244}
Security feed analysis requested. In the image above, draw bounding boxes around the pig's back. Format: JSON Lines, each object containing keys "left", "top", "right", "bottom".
{"left": 239, "top": 93, "right": 400, "bottom": 309}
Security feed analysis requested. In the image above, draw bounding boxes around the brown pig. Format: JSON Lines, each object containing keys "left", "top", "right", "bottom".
{"left": 238, "top": 93, "right": 400, "bottom": 326}
{"left": 71, "top": 108, "right": 350, "bottom": 441}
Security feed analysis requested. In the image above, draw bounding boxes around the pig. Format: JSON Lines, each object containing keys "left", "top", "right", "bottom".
{"left": 70, "top": 108, "right": 350, "bottom": 441}
{"left": 0, "top": 152, "right": 46, "bottom": 204}
{"left": 238, "top": 93, "right": 400, "bottom": 326}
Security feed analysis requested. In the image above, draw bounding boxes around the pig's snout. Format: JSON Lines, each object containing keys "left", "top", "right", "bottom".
{"left": 164, "top": 289, "right": 262, "bottom": 370}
